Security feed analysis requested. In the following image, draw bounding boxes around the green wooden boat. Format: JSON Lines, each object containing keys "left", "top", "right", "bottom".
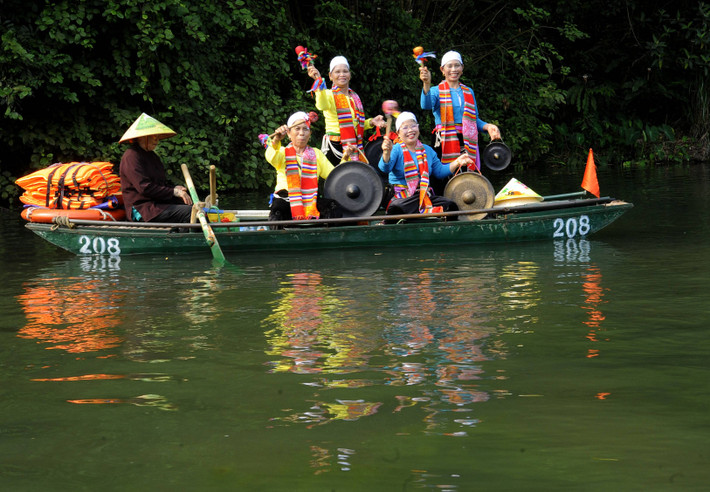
{"left": 24, "top": 197, "right": 633, "bottom": 257}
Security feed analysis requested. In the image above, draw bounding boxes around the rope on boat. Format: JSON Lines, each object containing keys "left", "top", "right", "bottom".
{"left": 48, "top": 210, "right": 119, "bottom": 229}
{"left": 100, "top": 209, "right": 120, "bottom": 221}
{"left": 51, "top": 215, "right": 76, "bottom": 230}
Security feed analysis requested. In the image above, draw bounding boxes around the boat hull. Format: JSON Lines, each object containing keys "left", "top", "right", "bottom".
{"left": 24, "top": 200, "right": 633, "bottom": 257}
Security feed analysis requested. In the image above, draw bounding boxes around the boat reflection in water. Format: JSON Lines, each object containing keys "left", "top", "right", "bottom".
{"left": 263, "top": 262, "right": 509, "bottom": 434}
{"left": 264, "top": 239, "right": 613, "bottom": 442}
{"left": 17, "top": 257, "right": 125, "bottom": 354}
{"left": 378, "top": 267, "right": 502, "bottom": 436}
{"left": 264, "top": 272, "right": 383, "bottom": 428}
{"left": 553, "top": 238, "right": 612, "bottom": 399}
{"left": 14, "top": 256, "right": 216, "bottom": 412}
{"left": 553, "top": 239, "right": 609, "bottom": 357}
{"left": 264, "top": 272, "right": 347, "bottom": 375}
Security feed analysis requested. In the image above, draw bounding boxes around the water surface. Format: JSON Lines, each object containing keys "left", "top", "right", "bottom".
{"left": 1, "top": 164, "right": 708, "bottom": 491}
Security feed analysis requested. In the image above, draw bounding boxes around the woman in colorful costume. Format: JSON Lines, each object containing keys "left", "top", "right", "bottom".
{"left": 307, "top": 56, "right": 386, "bottom": 166}
{"left": 265, "top": 111, "right": 344, "bottom": 222}
{"left": 119, "top": 113, "right": 193, "bottom": 223}
{"left": 420, "top": 51, "right": 501, "bottom": 191}
{"left": 378, "top": 111, "right": 473, "bottom": 216}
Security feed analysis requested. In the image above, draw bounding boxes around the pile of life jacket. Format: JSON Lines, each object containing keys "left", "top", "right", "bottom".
{"left": 16, "top": 161, "right": 122, "bottom": 209}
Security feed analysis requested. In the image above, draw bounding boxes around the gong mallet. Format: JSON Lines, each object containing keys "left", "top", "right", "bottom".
{"left": 382, "top": 100, "right": 400, "bottom": 136}
{"left": 294, "top": 46, "right": 317, "bottom": 69}
{"left": 412, "top": 46, "right": 436, "bottom": 66}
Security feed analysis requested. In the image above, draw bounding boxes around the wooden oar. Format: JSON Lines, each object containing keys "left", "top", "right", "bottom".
{"left": 208, "top": 165, "right": 217, "bottom": 208}
{"left": 181, "top": 164, "right": 227, "bottom": 266}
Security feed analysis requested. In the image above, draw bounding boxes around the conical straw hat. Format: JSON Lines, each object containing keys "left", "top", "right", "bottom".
{"left": 493, "top": 178, "right": 543, "bottom": 207}
{"left": 119, "top": 113, "right": 177, "bottom": 143}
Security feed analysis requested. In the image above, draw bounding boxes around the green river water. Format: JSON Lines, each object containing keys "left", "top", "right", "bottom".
{"left": 1, "top": 163, "right": 708, "bottom": 491}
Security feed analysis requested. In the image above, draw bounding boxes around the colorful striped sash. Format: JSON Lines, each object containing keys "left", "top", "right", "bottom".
{"left": 439, "top": 81, "right": 479, "bottom": 169}
{"left": 396, "top": 142, "right": 442, "bottom": 214}
{"left": 332, "top": 86, "right": 366, "bottom": 161}
{"left": 285, "top": 145, "right": 320, "bottom": 220}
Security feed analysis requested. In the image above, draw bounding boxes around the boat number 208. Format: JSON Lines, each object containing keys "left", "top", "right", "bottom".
{"left": 79, "top": 235, "right": 121, "bottom": 255}
{"left": 552, "top": 215, "right": 591, "bottom": 238}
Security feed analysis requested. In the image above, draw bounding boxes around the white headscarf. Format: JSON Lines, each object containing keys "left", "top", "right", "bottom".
{"left": 287, "top": 111, "right": 310, "bottom": 129}
{"left": 395, "top": 111, "right": 417, "bottom": 132}
{"left": 440, "top": 51, "right": 463, "bottom": 67}
{"left": 329, "top": 55, "right": 350, "bottom": 72}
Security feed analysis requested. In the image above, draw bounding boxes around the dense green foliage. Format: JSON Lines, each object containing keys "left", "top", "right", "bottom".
{"left": 1, "top": 0, "right": 708, "bottom": 205}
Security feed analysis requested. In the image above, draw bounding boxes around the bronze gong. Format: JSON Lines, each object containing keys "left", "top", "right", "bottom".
{"left": 324, "top": 161, "right": 384, "bottom": 217}
{"left": 443, "top": 172, "right": 495, "bottom": 220}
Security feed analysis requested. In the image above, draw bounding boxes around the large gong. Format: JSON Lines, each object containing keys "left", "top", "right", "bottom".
{"left": 324, "top": 161, "right": 384, "bottom": 217}
{"left": 443, "top": 172, "right": 495, "bottom": 220}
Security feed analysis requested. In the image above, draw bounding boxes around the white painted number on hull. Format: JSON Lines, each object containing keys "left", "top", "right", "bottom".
{"left": 553, "top": 215, "right": 591, "bottom": 238}
{"left": 78, "top": 235, "right": 121, "bottom": 255}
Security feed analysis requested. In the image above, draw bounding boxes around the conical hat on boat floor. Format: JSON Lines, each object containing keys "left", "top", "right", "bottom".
{"left": 493, "top": 178, "right": 543, "bottom": 207}
{"left": 119, "top": 113, "right": 177, "bottom": 143}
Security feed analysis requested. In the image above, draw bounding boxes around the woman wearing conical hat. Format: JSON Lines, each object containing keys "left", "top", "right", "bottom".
{"left": 119, "top": 113, "right": 193, "bottom": 223}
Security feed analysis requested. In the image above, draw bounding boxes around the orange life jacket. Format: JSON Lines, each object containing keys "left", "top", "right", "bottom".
{"left": 16, "top": 161, "right": 122, "bottom": 209}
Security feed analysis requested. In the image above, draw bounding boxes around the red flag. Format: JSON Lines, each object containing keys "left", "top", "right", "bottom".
{"left": 581, "top": 148, "right": 600, "bottom": 197}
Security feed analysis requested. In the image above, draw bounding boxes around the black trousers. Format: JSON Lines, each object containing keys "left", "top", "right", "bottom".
{"left": 269, "top": 194, "right": 343, "bottom": 222}
{"left": 323, "top": 140, "right": 344, "bottom": 167}
{"left": 430, "top": 131, "right": 467, "bottom": 196}
{"left": 150, "top": 203, "right": 193, "bottom": 223}
{"left": 386, "top": 194, "right": 458, "bottom": 215}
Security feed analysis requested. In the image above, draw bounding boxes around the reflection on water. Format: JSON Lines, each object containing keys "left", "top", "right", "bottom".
{"left": 15, "top": 236, "right": 615, "bottom": 436}
{"left": 310, "top": 445, "right": 357, "bottom": 474}
{"left": 261, "top": 239, "right": 619, "bottom": 444}
{"left": 582, "top": 265, "right": 607, "bottom": 358}
{"left": 264, "top": 273, "right": 351, "bottom": 375}
{"left": 378, "top": 268, "right": 500, "bottom": 436}
{"left": 264, "top": 272, "right": 384, "bottom": 428}
{"left": 16, "top": 256, "right": 224, "bottom": 360}
{"left": 554, "top": 237, "right": 592, "bottom": 263}
{"left": 16, "top": 258, "right": 126, "bottom": 353}
{"left": 66, "top": 393, "right": 177, "bottom": 411}
{"left": 554, "top": 239, "right": 609, "bottom": 360}
{"left": 262, "top": 249, "right": 601, "bottom": 438}
{"left": 31, "top": 373, "right": 178, "bottom": 382}
{"left": 13, "top": 255, "right": 227, "bottom": 415}
{"left": 3, "top": 165, "right": 709, "bottom": 489}
{"left": 499, "top": 260, "right": 541, "bottom": 328}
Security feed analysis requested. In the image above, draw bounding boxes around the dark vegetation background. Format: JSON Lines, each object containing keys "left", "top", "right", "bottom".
{"left": 1, "top": 0, "right": 708, "bottom": 204}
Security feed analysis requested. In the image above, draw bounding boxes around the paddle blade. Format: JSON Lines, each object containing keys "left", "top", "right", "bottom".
{"left": 181, "top": 163, "right": 229, "bottom": 266}
{"left": 581, "top": 148, "right": 600, "bottom": 198}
